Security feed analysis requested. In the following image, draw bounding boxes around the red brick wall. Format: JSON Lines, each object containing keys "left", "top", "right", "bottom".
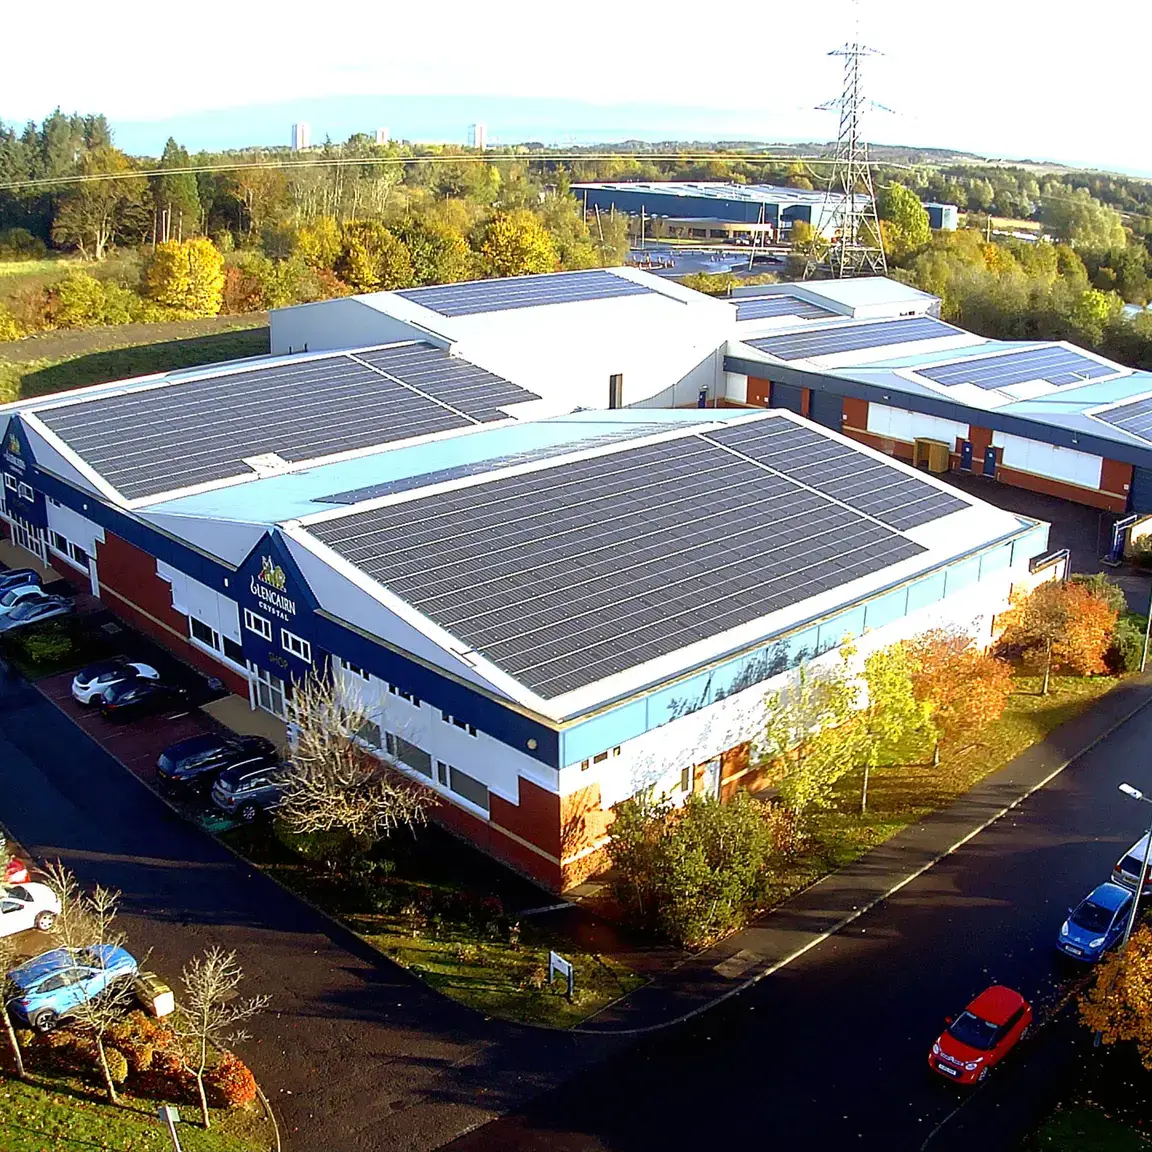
{"left": 94, "top": 531, "right": 248, "bottom": 697}
{"left": 842, "top": 396, "right": 869, "bottom": 432}
{"left": 994, "top": 466, "right": 1129, "bottom": 513}
{"left": 967, "top": 426, "right": 993, "bottom": 475}
{"left": 800, "top": 388, "right": 812, "bottom": 418}
{"left": 1101, "top": 458, "right": 1134, "bottom": 504}
{"left": 747, "top": 377, "right": 771, "bottom": 407}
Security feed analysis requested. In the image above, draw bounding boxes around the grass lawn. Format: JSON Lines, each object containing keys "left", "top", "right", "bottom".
{"left": 220, "top": 821, "right": 645, "bottom": 1028}
{"left": 0, "top": 1073, "right": 275, "bottom": 1152}
{"left": 0, "top": 257, "right": 73, "bottom": 281}
{"left": 0, "top": 316, "right": 268, "bottom": 402}
{"left": 1027, "top": 1102, "right": 1152, "bottom": 1150}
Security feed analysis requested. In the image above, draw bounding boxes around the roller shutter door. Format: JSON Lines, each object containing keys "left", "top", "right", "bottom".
{"left": 1130, "top": 466, "right": 1152, "bottom": 513}
{"left": 808, "top": 390, "right": 843, "bottom": 431}
{"left": 770, "top": 381, "right": 804, "bottom": 415}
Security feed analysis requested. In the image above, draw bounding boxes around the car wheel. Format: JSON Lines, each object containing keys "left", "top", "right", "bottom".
{"left": 239, "top": 804, "right": 259, "bottom": 823}
{"left": 33, "top": 910, "right": 56, "bottom": 932}
{"left": 31, "top": 1009, "right": 57, "bottom": 1033}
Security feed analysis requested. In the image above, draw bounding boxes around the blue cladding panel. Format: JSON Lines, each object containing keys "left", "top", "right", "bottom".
{"left": 562, "top": 699, "right": 648, "bottom": 765}
{"left": 979, "top": 543, "right": 1012, "bottom": 579}
{"left": 818, "top": 606, "right": 866, "bottom": 653}
{"left": 906, "top": 570, "right": 947, "bottom": 613}
{"left": 397, "top": 271, "right": 652, "bottom": 317}
{"left": 944, "top": 554, "right": 981, "bottom": 596}
{"left": 864, "top": 587, "right": 909, "bottom": 631}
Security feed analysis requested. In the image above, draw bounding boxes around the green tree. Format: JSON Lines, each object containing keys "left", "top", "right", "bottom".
{"left": 151, "top": 137, "right": 200, "bottom": 244}
{"left": 878, "top": 183, "right": 931, "bottom": 262}
{"left": 477, "top": 210, "right": 559, "bottom": 278}
{"left": 393, "top": 217, "right": 472, "bottom": 285}
{"left": 1069, "top": 287, "right": 1122, "bottom": 346}
{"left": 52, "top": 147, "right": 148, "bottom": 260}
{"left": 143, "top": 237, "right": 225, "bottom": 315}
{"left": 1041, "top": 186, "right": 1126, "bottom": 250}
{"left": 296, "top": 215, "right": 341, "bottom": 270}
{"left": 53, "top": 271, "right": 140, "bottom": 327}
{"left": 335, "top": 220, "right": 414, "bottom": 291}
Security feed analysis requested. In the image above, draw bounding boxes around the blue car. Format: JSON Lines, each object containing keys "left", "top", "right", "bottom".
{"left": 7, "top": 945, "right": 138, "bottom": 1031}
{"left": 1057, "top": 882, "right": 1134, "bottom": 962}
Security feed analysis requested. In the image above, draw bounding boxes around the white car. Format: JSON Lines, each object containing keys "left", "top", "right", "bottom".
{"left": 0, "top": 585, "right": 48, "bottom": 618}
{"left": 71, "top": 658, "right": 161, "bottom": 705}
{"left": 0, "top": 883, "right": 60, "bottom": 936}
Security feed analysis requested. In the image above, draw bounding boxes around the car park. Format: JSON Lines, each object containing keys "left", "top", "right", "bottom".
{"left": 98, "top": 678, "right": 188, "bottom": 721}
{"left": 928, "top": 986, "right": 1032, "bottom": 1085}
{"left": 1057, "top": 882, "right": 1134, "bottom": 961}
{"left": 71, "top": 657, "right": 160, "bottom": 705}
{"left": 0, "top": 882, "right": 60, "bottom": 936}
{"left": 1112, "top": 834, "right": 1152, "bottom": 894}
{"left": 0, "top": 584, "right": 51, "bottom": 618}
{"left": 7, "top": 944, "right": 138, "bottom": 1032}
{"left": 157, "top": 733, "right": 279, "bottom": 797}
{"left": 0, "top": 594, "right": 72, "bottom": 633}
{"left": 212, "top": 763, "right": 289, "bottom": 822}
{"left": 0, "top": 569, "right": 41, "bottom": 594}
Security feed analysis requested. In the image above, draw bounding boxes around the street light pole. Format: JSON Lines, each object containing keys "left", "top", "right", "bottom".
{"left": 1119, "top": 783, "right": 1152, "bottom": 947}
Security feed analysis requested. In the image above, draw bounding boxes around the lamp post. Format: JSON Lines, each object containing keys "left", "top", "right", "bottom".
{"left": 1118, "top": 783, "right": 1152, "bottom": 947}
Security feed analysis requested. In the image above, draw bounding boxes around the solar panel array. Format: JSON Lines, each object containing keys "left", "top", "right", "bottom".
{"left": 396, "top": 270, "right": 652, "bottom": 317}
{"left": 735, "top": 294, "right": 839, "bottom": 323}
{"left": 317, "top": 422, "right": 671, "bottom": 505}
{"left": 916, "top": 346, "right": 1119, "bottom": 391}
{"left": 353, "top": 345, "right": 539, "bottom": 421}
{"left": 704, "top": 420, "right": 969, "bottom": 530}
{"left": 1090, "top": 395, "right": 1152, "bottom": 441}
{"left": 306, "top": 429, "right": 928, "bottom": 697}
{"left": 35, "top": 345, "right": 534, "bottom": 500}
{"left": 747, "top": 316, "right": 957, "bottom": 361}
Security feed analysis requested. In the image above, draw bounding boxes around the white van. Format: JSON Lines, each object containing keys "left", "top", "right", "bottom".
{"left": 1112, "top": 834, "right": 1152, "bottom": 891}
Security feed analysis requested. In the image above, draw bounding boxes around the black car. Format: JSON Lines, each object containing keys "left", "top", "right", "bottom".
{"left": 0, "top": 569, "right": 42, "bottom": 594}
{"left": 211, "top": 764, "right": 289, "bottom": 822}
{"left": 98, "top": 678, "right": 188, "bottom": 721}
{"left": 156, "top": 734, "right": 279, "bottom": 796}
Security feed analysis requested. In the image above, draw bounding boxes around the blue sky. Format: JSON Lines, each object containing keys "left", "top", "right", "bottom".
{"left": 4, "top": 0, "right": 1150, "bottom": 174}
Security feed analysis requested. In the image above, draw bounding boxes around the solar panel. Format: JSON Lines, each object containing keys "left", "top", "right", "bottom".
{"left": 306, "top": 430, "right": 926, "bottom": 697}
{"left": 747, "top": 316, "right": 957, "bottom": 361}
{"left": 705, "top": 419, "right": 969, "bottom": 530}
{"left": 316, "top": 422, "right": 672, "bottom": 505}
{"left": 1090, "top": 395, "right": 1152, "bottom": 441}
{"left": 397, "top": 270, "right": 652, "bottom": 317}
{"left": 916, "top": 346, "right": 1119, "bottom": 391}
{"left": 35, "top": 345, "right": 529, "bottom": 501}
{"left": 735, "top": 295, "right": 839, "bottom": 323}
{"left": 353, "top": 345, "right": 539, "bottom": 421}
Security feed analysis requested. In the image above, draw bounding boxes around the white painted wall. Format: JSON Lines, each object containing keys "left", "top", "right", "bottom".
{"left": 157, "top": 561, "right": 241, "bottom": 642}
{"left": 564, "top": 556, "right": 1024, "bottom": 807}
{"left": 269, "top": 299, "right": 435, "bottom": 356}
{"left": 724, "top": 371, "right": 749, "bottom": 404}
{"left": 865, "top": 402, "right": 969, "bottom": 445}
{"left": 45, "top": 501, "right": 104, "bottom": 557}
{"left": 993, "top": 432, "right": 1103, "bottom": 489}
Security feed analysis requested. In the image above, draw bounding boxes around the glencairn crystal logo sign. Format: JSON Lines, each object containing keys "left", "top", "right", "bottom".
{"left": 251, "top": 555, "right": 296, "bottom": 620}
{"left": 3, "top": 429, "right": 25, "bottom": 476}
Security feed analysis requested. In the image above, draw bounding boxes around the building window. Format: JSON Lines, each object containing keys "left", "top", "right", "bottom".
{"left": 388, "top": 683, "right": 421, "bottom": 707}
{"left": 281, "top": 630, "right": 311, "bottom": 663}
{"left": 680, "top": 765, "right": 692, "bottom": 794}
{"left": 51, "top": 532, "right": 68, "bottom": 554}
{"left": 441, "top": 711, "right": 477, "bottom": 737}
{"left": 387, "top": 733, "right": 432, "bottom": 777}
{"left": 189, "top": 617, "right": 220, "bottom": 650}
{"left": 244, "top": 609, "right": 272, "bottom": 640}
{"left": 356, "top": 720, "right": 382, "bottom": 750}
{"left": 67, "top": 542, "right": 89, "bottom": 570}
{"left": 449, "top": 765, "right": 490, "bottom": 812}
{"left": 222, "top": 636, "right": 244, "bottom": 665}
{"left": 17, "top": 482, "right": 33, "bottom": 502}
{"left": 581, "top": 759, "right": 590, "bottom": 771}
{"left": 436, "top": 760, "right": 449, "bottom": 786}
{"left": 3, "top": 474, "right": 15, "bottom": 493}
{"left": 593, "top": 751, "right": 609, "bottom": 765}
{"left": 342, "top": 660, "right": 370, "bottom": 680}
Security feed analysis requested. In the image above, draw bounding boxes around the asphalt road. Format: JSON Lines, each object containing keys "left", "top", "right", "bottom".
{"left": 0, "top": 662, "right": 612, "bottom": 1152}
{"left": 445, "top": 701, "right": 1152, "bottom": 1152}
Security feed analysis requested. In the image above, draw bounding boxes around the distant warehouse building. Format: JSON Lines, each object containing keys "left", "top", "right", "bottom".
{"left": 923, "top": 202, "right": 959, "bottom": 231}
{"left": 0, "top": 269, "right": 1048, "bottom": 891}
{"left": 721, "top": 277, "right": 1152, "bottom": 514}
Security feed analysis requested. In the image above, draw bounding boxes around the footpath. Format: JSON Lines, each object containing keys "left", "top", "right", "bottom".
{"left": 575, "top": 672, "right": 1152, "bottom": 1034}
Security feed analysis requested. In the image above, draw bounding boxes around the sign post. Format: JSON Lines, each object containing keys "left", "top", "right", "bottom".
{"left": 157, "top": 1105, "right": 183, "bottom": 1152}
{"left": 548, "top": 950, "right": 574, "bottom": 1001}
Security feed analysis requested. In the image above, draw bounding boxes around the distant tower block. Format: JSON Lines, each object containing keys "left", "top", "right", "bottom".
{"left": 468, "top": 122, "right": 488, "bottom": 151}
{"left": 805, "top": 26, "right": 888, "bottom": 279}
{"left": 291, "top": 122, "right": 311, "bottom": 152}
{"left": 375, "top": 127, "right": 390, "bottom": 146}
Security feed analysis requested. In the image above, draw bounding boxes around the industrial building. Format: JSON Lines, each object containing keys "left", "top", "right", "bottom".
{"left": 924, "top": 202, "right": 959, "bottom": 231}
{"left": 0, "top": 269, "right": 1049, "bottom": 891}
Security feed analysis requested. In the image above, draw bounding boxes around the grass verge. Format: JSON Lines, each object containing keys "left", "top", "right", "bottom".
{"left": 0, "top": 1073, "right": 275, "bottom": 1152}
{"left": 1027, "top": 1102, "right": 1152, "bottom": 1150}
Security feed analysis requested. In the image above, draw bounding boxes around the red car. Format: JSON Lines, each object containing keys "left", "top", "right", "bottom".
{"left": 928, "top": 985, "right": 1032, "bottom": 1084}
{"left": 5, "top": 858, "right": 29, "bottom": 885}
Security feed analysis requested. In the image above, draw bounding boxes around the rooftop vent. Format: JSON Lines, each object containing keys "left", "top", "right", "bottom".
{"left": 242, "top": 453, "right": 291, "bottom": 477}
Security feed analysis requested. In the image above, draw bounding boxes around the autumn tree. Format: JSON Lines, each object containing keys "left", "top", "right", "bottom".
{"left": 757, "top": 654, "right": 867, "bottom": 821}
{"left": 477, "top": 210, "right": 559, "bottom": 278}
{"left": 905, "top": 629, "right": 1014, "bottom": 752}
{"left": 858, "top": 644, "right": 936, "bottom": 812}
{"left": 174, "top": 948, "right": 268, "bottom": 1129}
{"left": 52, "top": 147, "right": 148, "bottom": 260}
{"left": 295, "top": 215, "right": 341, "bottom": 270}
{"left": 1080, "top": 926, "right": 1152, "bottom": 1067}
{"left": 393, "top": 217, "right": 472, "bottom": 285}
{"left": 335, "top": 220, "right": 413, "bottom": 291}
{"left": 281, "top": 672, "right": 431, "bottom": 845}
{"left": 143, "top": 237, "right": 224, "bottom": 316}
{"left": 997, "top": 579, "right": 1118, "bottom": 694}
{"left": 878, "top": 183, "right": 931, "bottom": 262}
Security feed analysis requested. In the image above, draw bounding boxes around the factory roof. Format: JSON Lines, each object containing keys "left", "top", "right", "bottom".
{"left": 570, "top": 181, "right": 851, "bottom": 208}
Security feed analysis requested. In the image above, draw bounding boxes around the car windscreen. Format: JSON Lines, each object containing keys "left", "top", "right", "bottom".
{"left": 0, "top": 589, "right": 22, "bottom": 606}
{"left": 947, "top": 1011, "right": 1000, "bottom": 1050}
{"left": 1120, "top": 855, "right": 1146, "bottom": 877}
{"left": 1072, "top": 901, "right": 1114, "bottom": 933}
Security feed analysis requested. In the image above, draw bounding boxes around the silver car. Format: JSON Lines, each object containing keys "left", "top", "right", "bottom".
{"left": 0, "top": 595, "right": 72, "bottom": 633}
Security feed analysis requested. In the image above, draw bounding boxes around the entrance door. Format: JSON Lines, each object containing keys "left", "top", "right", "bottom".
{"left": 249, "top": 664, "right": 287, "bottom": 719}
{"left": 959, "top": 440, "right": 974, "bottom": 472}
{"left": 9, "top": 517, "right": 46, "bottom": 565}
{"left": 983, "top": 446, "right": 998, "bottom": 477}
